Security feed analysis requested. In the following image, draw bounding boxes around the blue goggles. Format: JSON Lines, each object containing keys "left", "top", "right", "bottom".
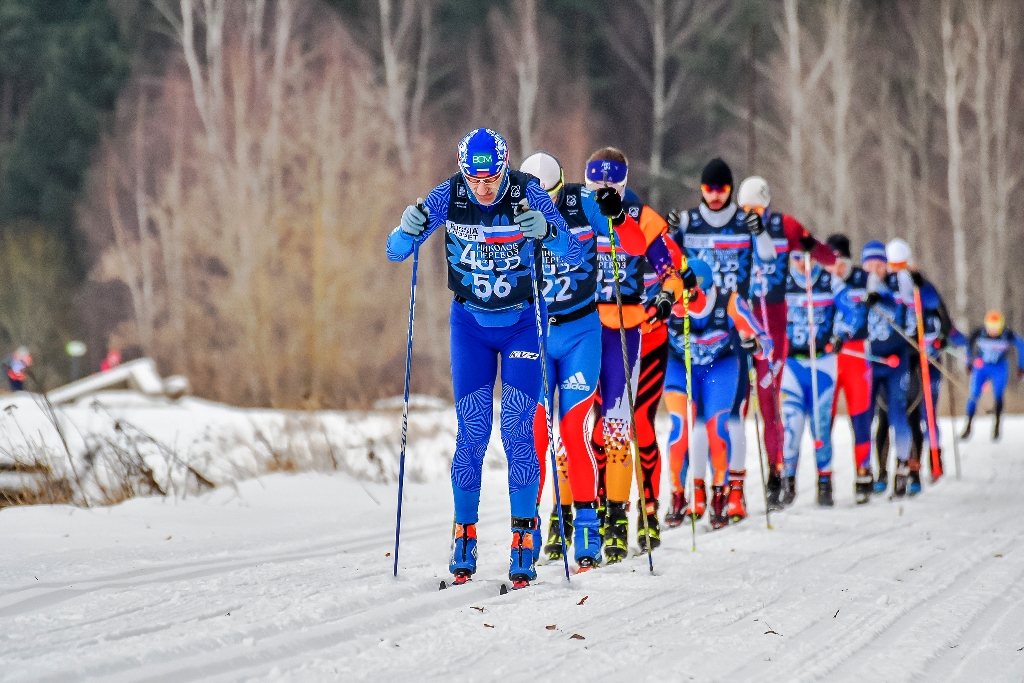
{"left": 585, "top": 159, "right": 628, "bottom": 184}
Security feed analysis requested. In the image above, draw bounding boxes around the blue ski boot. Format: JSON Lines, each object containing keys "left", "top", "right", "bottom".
{"left": 908, "top": 469, "right": 922, "bottom": 496}
{"left": 448, "top": 523, "right": 477, "bottom": 584}
{"left": 573, "top": 505, "right": 602, "bottom": 570}
{"left": 509, "top": 517, "right": 537, "bottom": 587}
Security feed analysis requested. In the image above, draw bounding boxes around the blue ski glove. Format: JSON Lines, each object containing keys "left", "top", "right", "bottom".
{"left": 400, "top": 204, "right": 429, "bottom": 237}
{"left": 515, "top": 209, "right": 550, "bottom": 239}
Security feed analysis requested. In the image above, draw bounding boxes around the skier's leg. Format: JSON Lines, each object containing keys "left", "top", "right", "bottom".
{"left": 755, "top": 302, "right": 789, "bottom": 473}
{"left": 812, "top": 354, "right": 838, "bottom": 506}
{"left": 705, "top": 356, "right": 739, "bottom": 527}
{"left": 599, "top": 324, "right": 641, "bottom": 561}
{"left": 905, "top": 360, "right": 925, "bottom": 476}
{"left": 873, "top": 366, "right": 891, "bottom": 481}
{"left": 888, "top": 353, "right": 914, "bottom": 496}
{"left": 728, "top": 352, "right": 749, "bottom": 474}
{"left": 634, "top": 323, "right": 669, "bottom": 538}
{"left": 448, "top": 304, "right": 501, "bottom": 577}
{"left": 664, "top": 354, "right": 692, "bottom": 527}
{"left": 780, "top": 358, "right": 807, "bottom": 479}
{"left": 992, "top": 361, "right": 1008, "bottom": 439}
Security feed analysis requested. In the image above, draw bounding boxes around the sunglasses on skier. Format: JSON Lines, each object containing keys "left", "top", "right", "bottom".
{"left": 701, "top": 184, "right": 731, "bottom": 195}
{"left": 463, "top": 170, "right": 504, "bottom": 187}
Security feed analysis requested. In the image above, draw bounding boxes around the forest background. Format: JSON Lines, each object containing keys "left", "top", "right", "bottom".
{"left": 0, "top": 0, "right": 1020, "bottom": 408}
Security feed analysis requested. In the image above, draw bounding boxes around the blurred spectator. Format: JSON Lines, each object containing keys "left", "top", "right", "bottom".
{"left": 101, "top": 348, "right": 122, "bottom": 372}
{"left": 5, "top": 347, "right": 33, "bottom": 391}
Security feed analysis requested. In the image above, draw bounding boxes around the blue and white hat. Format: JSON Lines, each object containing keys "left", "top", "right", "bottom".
{"left": 458, "top": 128, "right": 509, "bottom": 178}
{"left": 861, "top": 240, "right": 887, "bottom": 264}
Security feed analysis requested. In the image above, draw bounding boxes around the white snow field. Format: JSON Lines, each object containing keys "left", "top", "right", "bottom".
{"left": 2, "top": 412, "right": 1024, "bottom": 682}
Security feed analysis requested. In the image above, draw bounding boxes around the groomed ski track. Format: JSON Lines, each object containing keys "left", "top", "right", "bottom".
{"left": 2, "top": 418, "right": 1023, "bottom": 682}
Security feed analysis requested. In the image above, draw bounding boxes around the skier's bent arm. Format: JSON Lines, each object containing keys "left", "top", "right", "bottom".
{"left": 385, "top": 182, "right": 450, "bottom": 262}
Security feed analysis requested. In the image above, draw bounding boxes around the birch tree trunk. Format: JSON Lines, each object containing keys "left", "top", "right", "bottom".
{"left": 515, "top": 0, "right": 539, "bottom": 159}
{"left": 940, "top": 0, "right": 968, "bottom": 322}
{"left": 784, "top": 0, "right": 805, "bottom": 217}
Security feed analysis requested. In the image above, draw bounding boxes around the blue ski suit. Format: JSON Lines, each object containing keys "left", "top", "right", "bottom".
{"left": 781, "top": 265, "right": 857, "bottom": 477}
{"left": 386, "top": 170, "right": 583, "bottom": 524}
{"left": 963, "top": 327, "right": 1024, "bottom": 418}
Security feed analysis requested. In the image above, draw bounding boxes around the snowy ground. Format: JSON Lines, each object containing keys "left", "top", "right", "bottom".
{"left": 2, "top": 414, "right": 1024, "bottom": 682}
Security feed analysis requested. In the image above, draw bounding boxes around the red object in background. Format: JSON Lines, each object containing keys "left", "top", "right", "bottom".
{"left": 101, "top": 350, "right": 122, "bottom": 372}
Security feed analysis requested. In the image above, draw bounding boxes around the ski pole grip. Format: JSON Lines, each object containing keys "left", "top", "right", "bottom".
{"left": 514, "top": 198, "right": 530, "bottom": 216}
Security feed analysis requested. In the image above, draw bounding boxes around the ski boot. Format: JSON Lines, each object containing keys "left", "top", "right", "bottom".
{"left": 448, "top": 523, "right": 478, "bottom": 584}
{"left": 994, "top": 406, "right": 1002, "bottom": 441}
{"left": 854, "top": 468, "right": 873, "bottom": 505}
{"left": 726, "top": 471, "right": 747, "bottom": 523}
{"left": 816, "top": 474, "right": 834, "bottom": 507}
{"left": 602, "top": 501, "right": 629, "bottom": 564}
{"left": 873, "top": 468, "right": 888, "bottom": 494}
{"left": 685, "top": 479, "right": 707, "bottom": 520}
{"left": 781, "top": 475, "right": 797, "bottom": 506}
{"left": 544, "top": 505, "right": 573, "bottom": 560}
{"left": 664, "top": 491, "right": 686, "bottom": 528}
{"left": 960, "top": 415, "right": 973, "bottom": 440}
{"left": 509, "top": 517, "right": 537, "bottom": 588}
{"left": 766, "top": 472, "right": 784, "bottom": 511}
{"left": 637, "top": 500, "right": 660, "bottom": 552}
{"left": 573, "top": 505, "right": 602, "bottom": 571}
{"left": 908, "top": 469, "right": 922, "bottom": 496}
{"left": 709, "top": 486, "right": 728, "bottom": 530}
{"left": 893, "top": 462, "right": 910, "bottom": 498}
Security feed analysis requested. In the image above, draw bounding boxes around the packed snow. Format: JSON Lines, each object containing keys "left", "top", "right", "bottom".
{"left": 2, "top": 409, "right": 1024, "bottom": 682}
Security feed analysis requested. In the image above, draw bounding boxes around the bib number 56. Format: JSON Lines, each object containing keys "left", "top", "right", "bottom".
{"left": 473, "top": 273, "right": 511, "bottom": 299}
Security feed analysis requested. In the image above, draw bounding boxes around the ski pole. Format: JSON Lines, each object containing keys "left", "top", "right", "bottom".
{"left": 393, "top": 200, "right": 424, "bottom": 578}
{"left": 832, "top": 347, "right": 899, "bottom": 367}
{"left": 803, "top": 253, "right": 824, "bottom": 450}
{"left": 747, "top": 359, "right": 773, "bottom": 530}
{"left": 680, "top": 287, "right": 697, "bottom": 552}
{"left": 606, "top": 216, "right": 655, "bottom": 572}
{"left": 518, "top": 199, "right": 572, "bottom": 583}
{"left": 913, "top": 285, "right": 942, "bottom": 481}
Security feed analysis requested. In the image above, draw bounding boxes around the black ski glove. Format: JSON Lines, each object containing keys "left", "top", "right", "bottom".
{"left": 739, "top": 334, "right": 761, "bottom": 355}
{"left": 681, "top": 266, "right": 698, "bottom": 292}
{"left": 799, "top": 234, "right": 817, "bottom": 253}
{"left": 744, "top": 210, "right": 765, "bottom": 236}
{"left": 647, "top": 291, "right": 675, "bottom": 322}
{"left": 667, "top": 210, "right": 682, "bottom": 231}
{"left": 865, "top": 291, "right": 883, "bottom": 308}
{"left": 910, "top": 270, "right": 925, "bottom": 287}
{"left": 595, "top": 187, "right": 626, "bottom": 226}
{"left": 828, "top": 334, "right": 844, "bottom": 354}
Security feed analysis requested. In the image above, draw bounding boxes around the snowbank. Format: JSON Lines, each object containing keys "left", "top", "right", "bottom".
{"left": 0, "top": 392, "right": 505, "bottom": 507}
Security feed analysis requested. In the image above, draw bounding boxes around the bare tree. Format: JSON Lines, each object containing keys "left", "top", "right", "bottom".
{"left": 940, "top": 0, "right": 969, "bottom": 322}
{"left": 606, "top": 0, "right": 729, "bottom": 207}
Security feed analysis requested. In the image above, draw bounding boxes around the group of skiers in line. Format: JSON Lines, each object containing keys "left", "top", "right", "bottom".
{"left": 386, "top": 128, "right": 1022, "bottom": 588}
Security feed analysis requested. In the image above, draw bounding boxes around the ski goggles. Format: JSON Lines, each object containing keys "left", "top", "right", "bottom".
{"left": 585, "top": 159, "right": 628, "bottom": 185}
{"left": 701, "top": 184, "right": 731, "bottom": 195}
{"left": 462, "top": 169, "right": 505, "bottom": 187}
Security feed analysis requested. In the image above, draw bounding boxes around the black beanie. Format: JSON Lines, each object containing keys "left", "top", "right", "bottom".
{"left": 826, "top": 234, "right": 851, "bottom": 258}
{"left": 700, "top": 158, "right": 733, "bottom": 188}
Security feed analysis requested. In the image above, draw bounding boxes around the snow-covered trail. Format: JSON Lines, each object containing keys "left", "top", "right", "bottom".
{"left": 2, "top": 417, "right": 1024, "bottom": 682}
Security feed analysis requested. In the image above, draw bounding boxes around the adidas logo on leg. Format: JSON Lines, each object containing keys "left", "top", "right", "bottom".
{"left": 561, "top": 372, "right": 591, "bottom": 391}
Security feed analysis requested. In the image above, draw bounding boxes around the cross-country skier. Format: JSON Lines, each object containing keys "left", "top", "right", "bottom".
{"left": 664, "top": 259, "right": 772, "bottom": 529}
{"left": 960, "top": 310, "right": 1024, "bottom": 441}
{"left": 386, "top": 128, "right": 586, "bottom": 587}
{"left": 880, "top": 239, "right": 951, "bottom": 491}
{"left": 861, "top": 241, "right": 916, "bottom": 497}
{"left": 824, "top": 234, "right": 874, "bottom": 504}
{"left": 734, "top": 176, "right": 837, "bottom": 511}
{"left": 663, "top": 159, "right": 776, "bottom": 522}
{"left": 780, "top": 252, "right": 857, "bottom": 507}
{"left": 588, "top": 147, "right": 686, "bottom": 562}
{"left": 519, "top": 151, "right": 647, "bottom": 570}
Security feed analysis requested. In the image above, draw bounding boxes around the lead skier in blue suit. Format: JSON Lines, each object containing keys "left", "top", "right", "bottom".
{"left": 387, "top": 129, "right": 585, "bottom": 588}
